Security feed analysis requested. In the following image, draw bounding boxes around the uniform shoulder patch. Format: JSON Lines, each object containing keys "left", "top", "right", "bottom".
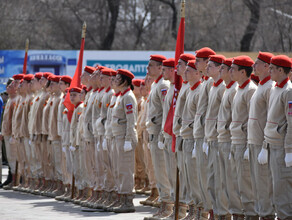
{"left": 161, "top": 89, "right": 167, "bottom": 96}
{"left": 126, "top": 103, "right": 133, "bottom": 110}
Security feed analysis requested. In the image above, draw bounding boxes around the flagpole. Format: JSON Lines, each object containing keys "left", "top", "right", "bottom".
{"left": 23, "top": 38, "right": 29, "bottom": 74}
{"left": 174, "top": 2, "right": 185, "bottom": 220}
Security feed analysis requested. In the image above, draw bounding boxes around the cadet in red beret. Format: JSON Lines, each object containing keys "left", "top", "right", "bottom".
{"left": 193, "top": 48, "right": 217, "bottom": 219}
{"left": 230, "top": 55, "right": 258, "bottom": 219}
{"left": 144, "top": 54, "right": 171, "bottom": 217}
{"left": 205, "top": 54, "right": 228, "bottom": 219}
{"left": 217, "top": 57, "right": 240, "bottom": 218}
{"left": 260, "top": 55, "right": 292, "bottom": 219}
{"left": 59, "top": 76, "right": 72, "bottom": 93}
{"left": 179, "top": 58, "right": 203, "bottom": 219}
{"left": 246, "top": 51, "right": 275, "bottom": 219}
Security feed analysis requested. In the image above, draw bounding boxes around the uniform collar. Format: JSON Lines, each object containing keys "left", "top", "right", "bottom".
{"left": 75, "top": 101, "right": 83, "bottom": 109}
{"left": 259, "top": 76, "right": 271, "bottom": 85}
{"left": 87, "top": 86, "right": 93, "bottom": 92}
{"left": 183, "top": 81, "right": 188, "bottom": 84}
{"left": 226, "top": 81, "right": 236, "bottom": 89}
{"left": 213, "top": 79, "right": 223, "bottom": 87}
{"left": 190, "top": 81, "right": 201, "bottom": 91}
{"left": 105, "top": 86, "right": 111, "bottom": 92}
{"left": 154, "top": 75, "right": 163, "bottom": 83}
{"left": 204, "top": 76, "right": 209, "bottom": 81}
{"left": 275, "top": 77, "right": 289, "bottom": 88}
{"left": 98, "top": 87, "right": 104, "bottom": 93}
{"left": 239, "top": 79, "right": 251, "bottom": 89}
{"left": 121, "top": 88, "right": 131, "bottom": 96}
{"left": 93, "top": 87, "right": 99, "bottom": 92}
{"left": 115, "top": 91, "right": 121, "bottom": 96}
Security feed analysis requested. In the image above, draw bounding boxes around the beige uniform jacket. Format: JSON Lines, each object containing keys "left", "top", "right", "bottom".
{"left": 92, "top": 87, "right": 105, "bottom": 137}
{"left": 19, "top": 94, "right": 33, "bottom": 138}
{"left": 42, "top": 96, "right": 52, "bottom": 135}
{"left": 11, "top": 96, "right": 21, "bottom": 138}
{"left": 111, "top": 88, "right": 138, "bottom": 144}
{"left": 217, "top": 81, "right": 237, "bottom": 143}
{"left": 57, "top": 94, "right": 65, "bottom": 137}
{"left": 28, "top": 92, "right": 40, "bottom": 136}
{"left": 83, "top": 89, "right": 97, "bottom": 142}
{"left": 105, "top": 92, "right": 120, "bottom": 139}
{"left": 96, "top": 87, "right": 114, "bottom": 136}
{"left": 48, "top": 94, "right": 62, "bottom": 141}
{"left": 264, "top": 79, "right": 292, "bottom": 153}
{"left": 162, "top": 83, "right": 175, "bottom": 139}
{"left": 2, "top": 97, "right": 16, "bottom": 136}
{"left": 146, "top": 75, "right": 170, "bottom": 135}
{"left": 180, "top": 82, "right": 202, "bottom": 139}
{"left": 61, "top": 108, "right": 70, "bottom": 147}
{"left": 247, "top": 77, "right": 274, "bottom": 145}
{"left": 193, "top": 77, "right": 214, "bottom": 139}
{"left": 173, "top": 82, "right": 190, "bottom": 137}
{"left": 137, "top": 97, "right": 144, "bottom": 138}
{"left": 139, "top": 96, "right": 148, "bottom": 132}
{"left": 205, "top": 80, "right": 226, "bottom": 142}
{"left": 70, "top": 103, "right": 84, "bottom": 147}
{"left": 230, "top": 79, "right": 257, "bottom": 145}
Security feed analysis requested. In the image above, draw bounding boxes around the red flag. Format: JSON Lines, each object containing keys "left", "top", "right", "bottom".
{"left": 23, "top": 39, "right": 29, "bottom": 74}
{"left": 164, "top": 4, "right": 185, "bottom": 152}
{"left": 63, "top": 22, "right": 86, "bottom": 122}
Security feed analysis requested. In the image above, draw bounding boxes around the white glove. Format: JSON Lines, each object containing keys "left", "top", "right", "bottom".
{"left": 62, "top": 147, "right": 66, "bottom": 153}
{"left": 124, "top": 141, "right": 132, "bottom": 152}
{"left": 158, "top": 141, "right": 164, "bottom": 150}
{"left": 29, "top": 140, "right": 32, "bottom": 146}
{"left": 228, "top": 152, "right": 231, "bottom": 160}
{"left": 102, "top": 138, "right": 107, "bottom": 151}
{"left": 192, "top": 142, "right": 196, "bottom": 158}
{"left": 258, "top": 148, "right": 268, "bottom": 165}
{"left": 203, "top": 142, "right": 209, "bottom": 156}
{"left": 285, "top": 153, "right": 292, "bottom": 167}
{"left": 244, "top": 148, "right": 249, "bottom": 160}
{"left": 69, "top": 146, "right": 76, "bottom": 152}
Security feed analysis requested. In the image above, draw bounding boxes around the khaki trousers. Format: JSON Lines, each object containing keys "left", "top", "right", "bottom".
{"left": 175, "top": 136, "right": 188, "bottom": 204}
{"left": 149, "top": 134, "right": 171, "bottom": 202}
{"left": 52, "top": 140, "right": 62, "bottom": 181}
{"left": 110, "top": 136, "right": 119, "bottom": 191}
{"left": 94, "top": 136, "right": 104, "bottom": 190}
{"left": 46, "top": 140, "right": 55, "bottom": 180}
{"left": 63, "top": 146, "right": 72, "bottom": 185}
{"left": 135, "top": 137, "right": 147, "bottom": 181}
{"left": 142, "top": 131, "right": 156, "bottom": 189}
{"left": 79, "top": 140, "right": 87, "bottom": 189}
{"left": 24, "top": 137, "right": 32, "bottom": 178}
{"left": 269, "top": 144, "right": 292, "bottom": 219}
{"left": 249, "top": 144, "right": 274, "bottom": 217}
{"left": 31, "top": 135, "right": 42, "bottom": 179}
{"left": 163, "top": 137, "right": 177, "bottom": 202}
{"left": 71, "top": 148, "right": 82, "bottom": 189}
{"left": 216, "top": 142, "right": 230, "bottom": 215}
{"left": 114, "top": 135, "right": 135, "bottom": 194}
{"left": 195, "top": 138, "right": 212, "bottom": 211}
{"left": 232, "top": 144, "right": 256, "bottom": 216}
{"left": 41, "top": 136, "right": 50, "bottom": 180}
{"left": 183, "top": 138, "right": 202, "bottom": 206}
{"left": 5, "top": 136, "right": 17, "bottom": 173}
{"left": 84, "top": 140, "right": 95, "bottom": 188}
{"left": 102, "top": 138, "right": 115, "bottom": 192}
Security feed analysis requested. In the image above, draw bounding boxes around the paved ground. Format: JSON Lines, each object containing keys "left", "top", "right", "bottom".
{"left": 0, "top": 166, "right": 156, "bottom": 220}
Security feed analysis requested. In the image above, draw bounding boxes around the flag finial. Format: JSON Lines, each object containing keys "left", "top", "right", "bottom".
{"left": 82, "top": 22, "right": 87, "bottom": 39}
{"left": 25, "top": 38, "right": 29, "bottom": 52}
{"left": 181, "top": 0, "right": 185, "bottom": 18}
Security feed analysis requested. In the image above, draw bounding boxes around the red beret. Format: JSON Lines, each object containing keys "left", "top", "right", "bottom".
{"left": 111, "top": 69, "right": 117, "bottom": 76}
{"left": 163, "top": 58, "right": 175, "bottom": 67}
{"left": 50, "top": 75, "right": 60, "bottom": 83}
{"left": 100, "top": 68, "right": 112, "bottom": 76}
{"left": 82, "top": 85, "right": 87, "bottom": 92}
{"left": 223, "top": 58, "right": 233, "bottom": 67}
{"left": 60, "top": 75, "right": 72, "bottom": 84}
{"left": 34, "top": 72, "right": 43, "bottom": 79}
{"left": 232, "top": 55, "right": 254, "bottom": 67}
{"left": 209, "top": 54, "right": 226, "bottom": 64}
{"left": 141, "top": 80, "right": 145, "bottom": 86}
{"left": 196, "top": 47, "right": 216, "bottom": 58}
{"left": 70, "top": 87, "right": 82, "bottom": 93}
{"left": 98, "top": 66, "right": 106, "bottom": 71}
{"left": 13, "top": 74, "right": 24, "bottom": 80}
{"left": 23, "top": 74, "right": 34, "bottom": 82}
{"left": 43, "top": 72, "right": 53, "bottom": 79}
{"left": 117, "top": 69, "right": 135, "bottom": 79}
{"left": 257, "top": 52, "right": 274, "bottom": 64}
{"left": 84, "top": 66, "right": 95, "bottom": 74}
{"left": 187, "top": 60, "right": 197, "bottom": 70}
{"left": 179, "top": 53, "right": 196, "bottom": 62}
{"left": 150, "top": 54, "right": 167, "bottom": 63}
{"left": 270, "top": 55, "right": 292, "bottom": 68}
{"left": 132, "top": 79, "right": 143, "bottom": 87}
